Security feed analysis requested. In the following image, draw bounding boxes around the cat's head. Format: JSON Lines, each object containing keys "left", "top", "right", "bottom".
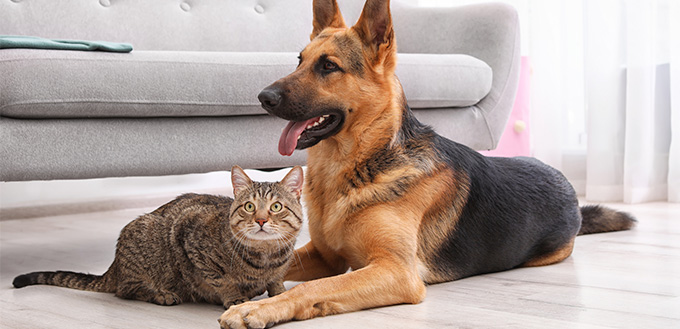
{"left": 229, "top": 166, "right": 304, "bottom": 244}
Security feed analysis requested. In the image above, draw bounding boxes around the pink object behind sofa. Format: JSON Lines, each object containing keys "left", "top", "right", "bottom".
{"left": 480, "top": 56, "right": 531, "bottom": 157}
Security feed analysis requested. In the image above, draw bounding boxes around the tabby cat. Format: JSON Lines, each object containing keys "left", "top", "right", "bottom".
{"left": 13, "top": 166, "right": 304, "bottom": 309}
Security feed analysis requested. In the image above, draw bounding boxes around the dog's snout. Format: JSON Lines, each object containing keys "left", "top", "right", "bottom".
{"left": 258, "top": 87, "right": 282, "bottom": 112}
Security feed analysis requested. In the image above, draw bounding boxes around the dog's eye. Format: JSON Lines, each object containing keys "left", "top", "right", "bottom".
{"left": 315, "top": 56, "right": 343, "bottom": 75}
{"left": 323, "top": 60, "right": 338, "bottom": 71}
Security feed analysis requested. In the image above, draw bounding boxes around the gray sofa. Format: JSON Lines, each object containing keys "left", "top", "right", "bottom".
{"left": 0, "top": 0, "right": 520, "bottom": 182}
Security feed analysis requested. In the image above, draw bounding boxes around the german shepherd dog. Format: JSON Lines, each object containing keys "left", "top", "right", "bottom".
{"left": 219, "top": 0, "right": 635, "bottom": 328}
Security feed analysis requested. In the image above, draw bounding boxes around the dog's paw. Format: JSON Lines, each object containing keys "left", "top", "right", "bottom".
{"left": 218, "top": 301, "right": 278, "bottom": 329}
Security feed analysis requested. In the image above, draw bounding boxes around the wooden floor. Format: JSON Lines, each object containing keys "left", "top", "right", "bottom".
{"left": 1, "top": 200, "right": 678, "bottom": 328}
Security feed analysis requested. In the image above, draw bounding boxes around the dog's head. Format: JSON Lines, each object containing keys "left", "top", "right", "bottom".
{"left": 258, "top": 0, "right": 398, "bottom": 156}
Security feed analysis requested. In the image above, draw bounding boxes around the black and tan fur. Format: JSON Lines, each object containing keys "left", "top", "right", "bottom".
{"left": 14, "top": 166, "right": 304, "bottom": 309}
{"left": 219, "top": 1, "right": 636, "bottom": 328}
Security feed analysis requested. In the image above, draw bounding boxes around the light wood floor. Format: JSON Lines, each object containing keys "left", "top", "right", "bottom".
{"left": 1, "top": 200, "right": 678, "bottom": 328}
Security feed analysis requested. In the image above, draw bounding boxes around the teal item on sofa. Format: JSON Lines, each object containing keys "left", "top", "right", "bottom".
{"left": 0, "top": 35, "right": 132, "bottom": 52}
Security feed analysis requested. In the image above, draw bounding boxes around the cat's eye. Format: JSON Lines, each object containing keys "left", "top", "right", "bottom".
{"left": 270, "top": 202, "right": 283, "bottom": 212}
{"left": 244, "top": 202, "right": 256, "bottom": 213}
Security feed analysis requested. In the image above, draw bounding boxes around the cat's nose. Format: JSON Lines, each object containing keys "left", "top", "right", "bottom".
{"left": 255, "top": 218, "right": 268, "bottom": 227}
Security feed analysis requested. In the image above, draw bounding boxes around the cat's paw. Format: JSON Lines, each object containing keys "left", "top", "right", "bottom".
{"left": 223, "top": 297, "right": 248, "bottom": 310}
{"left": 152, "top": 292, "right": 182, "bottom": 306}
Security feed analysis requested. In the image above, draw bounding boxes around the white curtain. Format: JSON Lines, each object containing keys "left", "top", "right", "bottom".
{"left": 529, "top": 0, "right": 679, "bottom": 203}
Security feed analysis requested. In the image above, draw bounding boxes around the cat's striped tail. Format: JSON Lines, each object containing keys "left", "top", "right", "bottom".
{"left": 13, "top": 270, "right": 115, "bottom": 293}
{"left": 578, "top": 205, "right": 637, "bottom": 235}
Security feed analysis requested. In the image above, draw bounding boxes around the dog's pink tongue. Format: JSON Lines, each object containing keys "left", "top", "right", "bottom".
{"left": 278, "top": 118, "right": 317, "bottom": 156}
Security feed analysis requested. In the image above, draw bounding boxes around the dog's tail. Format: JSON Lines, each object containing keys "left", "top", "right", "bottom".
{"left": 13, "top": 270, "right": 115, "bottom": 293}
{"left": 578, "top": 205, "right": 636, "bottom": 235}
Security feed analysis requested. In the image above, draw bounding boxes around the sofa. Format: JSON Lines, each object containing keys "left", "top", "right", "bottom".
{"left": 0, "top": 0, "right": 520, "bottom": 182}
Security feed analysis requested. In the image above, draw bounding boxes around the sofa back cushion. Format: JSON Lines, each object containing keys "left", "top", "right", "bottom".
{"left": 0, "top": 0, "right": 372, "bottom": 52}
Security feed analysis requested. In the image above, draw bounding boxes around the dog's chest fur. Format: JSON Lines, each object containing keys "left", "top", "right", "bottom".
{"left": 304, "top": 158, "right": 357, "bottom": 257}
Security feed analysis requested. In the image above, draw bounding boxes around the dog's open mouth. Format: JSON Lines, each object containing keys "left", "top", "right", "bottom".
{"left": 278, "top": 113, "right": 343, "bottom": 156}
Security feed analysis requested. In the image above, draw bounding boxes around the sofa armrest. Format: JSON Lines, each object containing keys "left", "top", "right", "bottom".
{"left": 393, "top": 2, "right": 521, "bottom": 149}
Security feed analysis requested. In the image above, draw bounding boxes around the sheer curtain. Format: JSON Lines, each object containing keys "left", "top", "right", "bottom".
{"left": 523, "top": 0, "right": 678, "bottom": 203}
{"left": 582, "top": 0, "right": 677, "bottom": 203}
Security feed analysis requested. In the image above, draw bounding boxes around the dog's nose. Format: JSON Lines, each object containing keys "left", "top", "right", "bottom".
{"left": 258, "top": 87, "right": 282, "bottom": 111}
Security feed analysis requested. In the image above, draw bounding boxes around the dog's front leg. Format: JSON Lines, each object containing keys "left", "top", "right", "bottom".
{"left": 218, "top": 258, "right": 425, "bottom": 329}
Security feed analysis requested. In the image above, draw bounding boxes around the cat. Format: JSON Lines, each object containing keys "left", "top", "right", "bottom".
{"left": 13, "top": 165, "right": 304, "bottom": 309}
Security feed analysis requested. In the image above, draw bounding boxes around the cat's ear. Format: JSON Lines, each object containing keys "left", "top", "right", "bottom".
{"left": 281, "top": 166, "right": 304, "bottom": 198}
{"left": 231, "top": 165, "right": 253, "bottom": 196}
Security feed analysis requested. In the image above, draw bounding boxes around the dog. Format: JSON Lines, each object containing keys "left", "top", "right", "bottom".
{"left": 219, "top": 0, "right": 635, "bottom": 328}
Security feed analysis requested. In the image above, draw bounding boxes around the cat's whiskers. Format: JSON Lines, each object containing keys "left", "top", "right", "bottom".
{"left": 268, "top": 225, "right": 305, "bottom": 273}
{"left": 229, "top": 229, "right": 251, "bottom": 267}
{"left": 273, "top": 214, "right": 310, "bottom": 269}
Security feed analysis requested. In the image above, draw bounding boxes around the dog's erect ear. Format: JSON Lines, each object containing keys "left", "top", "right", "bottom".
{"left": 352, "top": 0, "right": 394, "bottom": 57}
{"left": 311, "top": 0, "right": 346, "bottom": 40}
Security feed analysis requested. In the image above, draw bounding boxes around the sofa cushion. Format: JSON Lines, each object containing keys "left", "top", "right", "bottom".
{"left": 0, "top": 49, "right": 492, "bottom": 119}
{"left": 398, "top": 53, "right": 492, "bottom": 108}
